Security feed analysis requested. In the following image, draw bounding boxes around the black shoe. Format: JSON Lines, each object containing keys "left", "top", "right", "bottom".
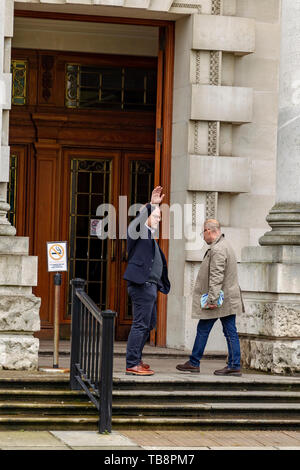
{"left": 214, "top": 366, "right": 242, "bottom": 377}
{"left": 176, "top": 361, "right": 200, "bottom": 373}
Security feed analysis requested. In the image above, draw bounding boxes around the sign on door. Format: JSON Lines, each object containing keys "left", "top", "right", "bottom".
{"left": 47, "top": 242, "right": 68, "bottom": 272}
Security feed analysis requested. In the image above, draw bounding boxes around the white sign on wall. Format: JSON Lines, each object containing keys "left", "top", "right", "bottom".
{"left": 47, "top": 241, "right": 68, "bottom": 272}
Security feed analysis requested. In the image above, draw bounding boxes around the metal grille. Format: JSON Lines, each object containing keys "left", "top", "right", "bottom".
{"left": 67, "top": 158, "right": 112, "bottom": 319}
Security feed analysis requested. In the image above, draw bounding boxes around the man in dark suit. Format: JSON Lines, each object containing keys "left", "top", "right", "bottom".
{"left": 123, "top": 186, "right": 170, "bottom": 376}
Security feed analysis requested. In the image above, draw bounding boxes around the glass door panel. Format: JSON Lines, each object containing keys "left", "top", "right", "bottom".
{"left": 67, "top": 158, "right": 112, "bottom": 316}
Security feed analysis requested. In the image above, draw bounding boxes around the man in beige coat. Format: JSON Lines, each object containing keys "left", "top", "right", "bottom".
{"left": 176, "top": 219, "right": 244, "bottom": 376}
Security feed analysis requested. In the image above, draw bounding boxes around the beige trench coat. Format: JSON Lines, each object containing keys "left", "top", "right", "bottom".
{"left": 192, "top": 234, "right": 244, "bottom": 320}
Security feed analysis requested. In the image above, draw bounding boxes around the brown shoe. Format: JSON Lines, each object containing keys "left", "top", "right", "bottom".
{"left": 126, "top": 365, "right": 154, "bottom": 376}
{"left": 176, "top": 361, "right": 200, "bottom": 373}
{"left": 140, "top": 361, "right": 150, "bottom": 370}
{"left": 214, "top": 366, "right": 242, "bottom": 377}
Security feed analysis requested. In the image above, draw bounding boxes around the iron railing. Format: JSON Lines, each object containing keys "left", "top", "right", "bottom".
{"left": 70, "top": 278, "right": 117, "bottom": 433}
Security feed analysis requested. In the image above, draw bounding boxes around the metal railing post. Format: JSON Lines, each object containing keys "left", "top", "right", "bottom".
{"left": 70, "top": 278, "right": 86, "bottom": 390}
{"left": 99, "top": 309, "right": 117, "bottom": 434}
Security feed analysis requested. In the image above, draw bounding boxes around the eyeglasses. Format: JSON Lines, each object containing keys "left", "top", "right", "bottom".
{"left": 200, "top": 228, "right": 209, "bottom": 237}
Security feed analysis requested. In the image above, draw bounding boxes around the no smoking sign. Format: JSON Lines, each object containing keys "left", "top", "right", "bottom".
{"left": 47, "top": 242, "right": 68, "bottom": 272}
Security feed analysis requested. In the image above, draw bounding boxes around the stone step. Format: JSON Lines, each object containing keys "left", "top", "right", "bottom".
{"left": 1, "top": 375, "right": 300, "bottom": 392}
{"left": 0, "top": 389, "right": 87, "bottom": 402}
{"left": 0, "top": 399, "right": 299, "bottom": 419}
{"left": 111, "top": 416, "right": 300, "bottom": 430}
{"left": 0, "top": 415, "right": 298, "bottom": 431}
{"left": 0, "top": 401, "right": 96, "bottom": 415}
{"left": 113, "top": 378, "right": 300, "bottom": 392}
{"left": 112, "top": 402, "right": 300, "bottom": 420}
{"left": 1, "top": 376, "right": 299, "bottom": 430}
{"left": 0, "top": 377, "right": 70, "bottom": 390}
{"left": 112, "top": 390, "right": 300, "bottom": 403}
{"left": 1, "top": 388, "right": 299, "bottom": 404}
{"left": 0, "top": 415, "right": 98, "bottom": 431}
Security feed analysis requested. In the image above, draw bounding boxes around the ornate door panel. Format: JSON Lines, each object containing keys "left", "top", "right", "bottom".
{"left": 61, "top": 148, "right": 120, "bottom": 333}
{"left": 32, "top": 143, "right": 62, "bottom": 335}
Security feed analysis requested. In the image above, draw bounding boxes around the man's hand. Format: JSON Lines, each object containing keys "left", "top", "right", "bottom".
{"left": 151, "top": 186, "right": 165, "bottom": 205}
{"left": 204, "top": 303, "right": 218, "bottom": 309}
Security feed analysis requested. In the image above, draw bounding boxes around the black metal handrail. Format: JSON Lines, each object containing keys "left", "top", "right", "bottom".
{"left": 70, "top": 278, "right": 117, "bottom": 433}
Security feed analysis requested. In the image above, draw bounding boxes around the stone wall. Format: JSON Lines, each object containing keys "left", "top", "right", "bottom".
{"left": 167, "top": 0, "right": 278, "bottom": 352}
{"left": 0, "top": 0, "right": 40, "bottom": 370}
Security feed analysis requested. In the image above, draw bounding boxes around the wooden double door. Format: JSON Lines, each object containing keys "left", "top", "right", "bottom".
{"left": 9, "top": 21, "right": 175, "bottom": 343}
{"left": 65, "top": 148, "right": 154, "bottom": 341}
{"left": 10, "top": 144, "right": 154, "bottom": 340}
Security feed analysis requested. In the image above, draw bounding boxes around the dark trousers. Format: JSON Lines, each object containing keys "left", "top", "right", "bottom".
{"left": 189, "top": 314, "right": 241, "bottom": 369}
{"left": 126, "top": 282, "right": 157, "bottom": 369}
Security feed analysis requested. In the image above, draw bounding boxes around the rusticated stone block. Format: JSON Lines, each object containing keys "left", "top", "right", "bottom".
{"left": 237, "top": 297, "right": 300, "bottom": 337}
{"left": 0, "top": 295, "right": 41, "bottom": 332}
{"left": 0, "top": 334, "right": 39, "bottom": 370}
{"left": 0, "top": 255, "right": 38, "bottom": 286}
{"left": 240, "top": 337, "right": 300, "bottom": 374}
{"left": 0, "top": 236, "right": 29, "bottom": 255}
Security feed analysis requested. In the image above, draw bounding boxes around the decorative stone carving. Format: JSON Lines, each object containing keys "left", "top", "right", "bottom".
{"left": 211, "top": 0, "right": 222, "bottom": 15}
{"left": 172, "top": 2, "right": 202, "bottom": 13}
{"left": 209, "top": 51, "right": 222, "bottom": 86}
{"left": 206, "top": 191, "right": 218, "bottom": 219}
{"left": 204, "top": 3, "right": 222, "bottom": 219}
{"left": 208, "top": 121, "right": 219, "bottom": 156}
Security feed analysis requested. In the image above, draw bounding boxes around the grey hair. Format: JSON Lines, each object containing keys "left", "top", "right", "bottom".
{"left": 204, "top": 219, "right": 221, "bottom": 233}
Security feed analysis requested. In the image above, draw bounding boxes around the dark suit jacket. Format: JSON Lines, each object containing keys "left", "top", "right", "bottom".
{"left": 123, "top": 203, "right": 170, "bottom": 295}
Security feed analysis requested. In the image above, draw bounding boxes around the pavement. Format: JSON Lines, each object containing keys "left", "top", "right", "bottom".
{"left": 0, "top": 341, "right": 299, "bottom": 452}
{"left": 0, "top": 430, "right": 141, "bottom": 451}
{"left": 1, "top": 429, "right": 300, "bottom": 451}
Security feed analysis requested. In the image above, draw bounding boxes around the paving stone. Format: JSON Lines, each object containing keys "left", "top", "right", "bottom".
{"left": 142, "top": 446, "right": 210, "bottom": 450}
{"left": 0, "top": 431, "right": 67, "bottom": 447}
{"left": 50, "top": 430, "right": 140, "bottom": 448}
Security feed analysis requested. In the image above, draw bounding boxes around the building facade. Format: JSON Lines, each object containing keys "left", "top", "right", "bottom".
{"left": 0, "top": 0, "right": 299, "bottom": 373}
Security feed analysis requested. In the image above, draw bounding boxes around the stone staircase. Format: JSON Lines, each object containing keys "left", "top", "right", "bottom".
{"left": 0, "top": 373, "right": 299, "bottom": 430}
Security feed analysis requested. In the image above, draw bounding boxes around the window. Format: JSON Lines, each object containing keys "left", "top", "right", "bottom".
{"left": 11, "top": 60, "right": 27, "bottom": 106}
{"left": 66, "top": 64, "right": 157, "bottom": 111}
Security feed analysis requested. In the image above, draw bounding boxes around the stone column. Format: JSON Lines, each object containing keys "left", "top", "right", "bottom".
{"left": 259, "top": 0, "right": 300, "bottom": 246}
{"left": 0, "top": 0, "right": 41, "bottom": 370}
{"left": 238, "top": 0, "right": 300, "bottom": 374}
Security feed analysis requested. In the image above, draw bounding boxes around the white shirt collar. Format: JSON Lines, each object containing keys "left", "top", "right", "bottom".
{"left": 145, "top": 222, "right": 155, "bottom": 233}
